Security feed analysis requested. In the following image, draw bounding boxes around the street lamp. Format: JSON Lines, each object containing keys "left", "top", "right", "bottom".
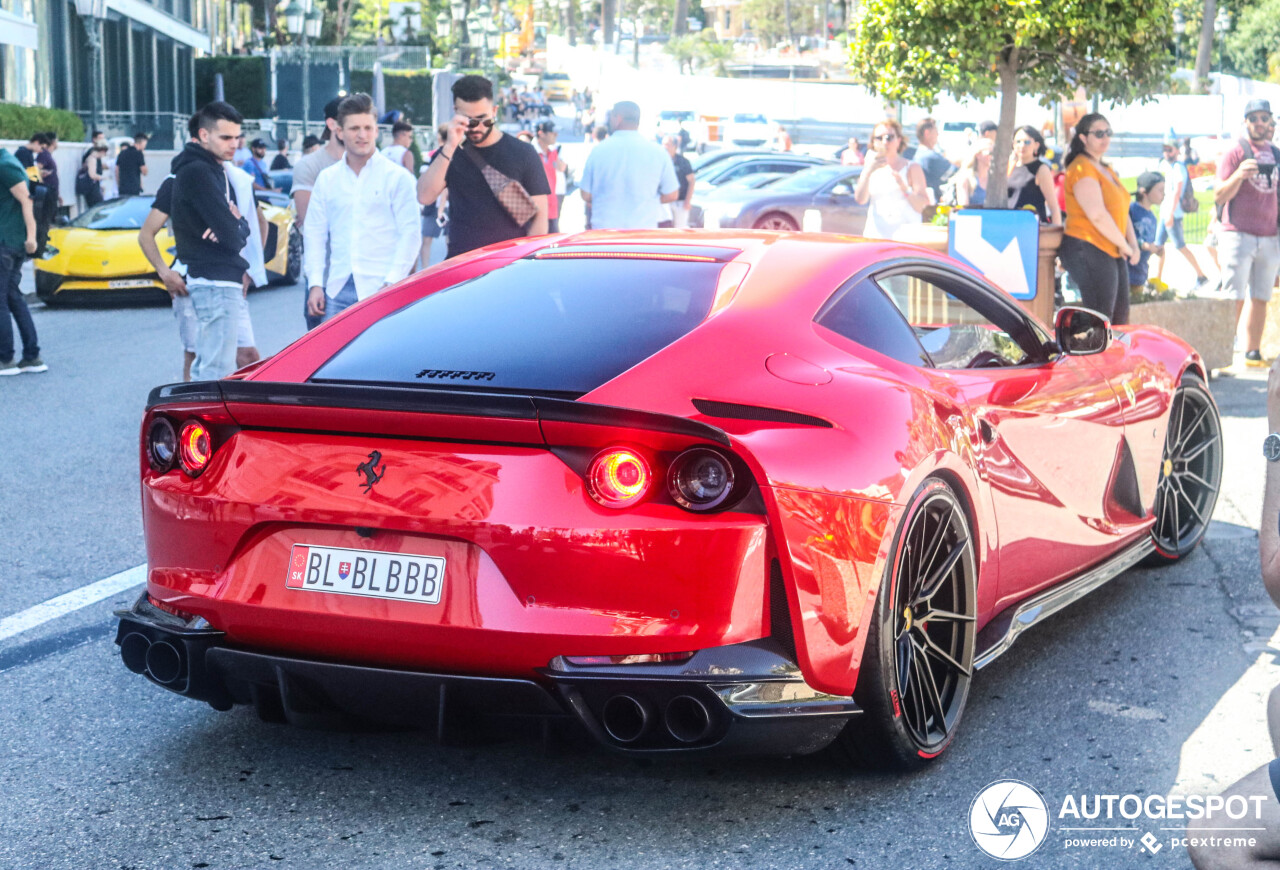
{"left": 73, "top": 0, "right": 108, "bottom": 144}
{"left": 285, "top": 0, "right": 322, "bottom": 136}
{"left": 436, "top": 11, "right": 451, "bottom": 38}
{"left": 486, "top": 20, "right": 501, "bottom": 70}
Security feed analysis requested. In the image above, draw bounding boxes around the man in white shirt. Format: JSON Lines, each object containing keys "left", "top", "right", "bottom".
{"left": 579, "top": 101, "right": 678, "bottom": 229}
{"left": 381, "top": 121, "right": 416, "bottom": 174}
{"left": 305, "top": 93, "right": 421, "bottom": 323}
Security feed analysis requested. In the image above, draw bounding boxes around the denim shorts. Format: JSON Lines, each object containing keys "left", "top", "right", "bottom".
{"left": 1155, "top": 217, "right": 1186, "bottom": 249}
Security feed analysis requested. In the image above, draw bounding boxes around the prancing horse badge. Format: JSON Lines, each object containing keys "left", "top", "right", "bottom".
{"left": 356, "top": 450, "right": 386, "bottom": 493}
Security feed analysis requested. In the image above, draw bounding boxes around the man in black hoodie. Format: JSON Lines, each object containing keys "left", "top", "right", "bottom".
{"left": 170, "top": 101, "right": 250, "bottom": 381}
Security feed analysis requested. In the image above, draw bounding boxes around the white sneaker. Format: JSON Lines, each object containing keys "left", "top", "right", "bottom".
{"left": 0, "top": 359, "right": 19, "bottom": 376}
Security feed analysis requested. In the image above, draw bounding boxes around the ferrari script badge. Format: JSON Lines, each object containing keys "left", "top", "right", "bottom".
{"left": 356, "top": 450, "right": 386, "bottom": 493}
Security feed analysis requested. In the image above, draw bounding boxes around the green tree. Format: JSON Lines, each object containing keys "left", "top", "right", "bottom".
{"left": 1221, "top": 0, "right": 1280, "bottom": 81}
{"left": 742, "top": 0, "right": 815, "bottom": 48}
{"left": 850, "top": 0, "right": 1176, "bottom": 209}
{"left": 665, "top": 34, "right": 700, "bottom": 73}
{"left": 696, "top": 35, "right": 735, "bottom": 75}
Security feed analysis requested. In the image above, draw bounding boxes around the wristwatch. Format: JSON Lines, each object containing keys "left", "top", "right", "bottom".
{"left": 1266, "top": 433, "right": 1280, "bottom": 462}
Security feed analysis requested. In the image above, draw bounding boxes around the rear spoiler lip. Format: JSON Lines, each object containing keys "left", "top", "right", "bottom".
{"left": 146, "top": 380, "right": 731, "bottom": 447}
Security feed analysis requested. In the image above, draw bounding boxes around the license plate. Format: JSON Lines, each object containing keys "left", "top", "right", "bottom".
{"left": 285, "top": 544, "right": 444, "bottom": 605}
{"left": 108, "top": 279, "right": 156, "bottom": 289}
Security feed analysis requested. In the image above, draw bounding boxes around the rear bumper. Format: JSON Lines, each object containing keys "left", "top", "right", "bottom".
{"left": 116, "top": 595, "right": 858, "bottom": 757}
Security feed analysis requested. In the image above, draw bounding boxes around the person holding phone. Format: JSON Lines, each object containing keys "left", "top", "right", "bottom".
{"left": 853, "top": 118, "right": 929, "bottom": 240}
{"left": 1059, "top": 113, "right": 1138, "bottom": 325}
{"left": 1216, "top": 99, "right": 1280, "bottom": 367}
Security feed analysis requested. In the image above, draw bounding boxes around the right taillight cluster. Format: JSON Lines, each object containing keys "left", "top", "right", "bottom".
{"left": 586, "top": 446, "right": 741, "bottom": 512}
{"left": 147, "top": 416, "right": 215, "bottom": 477}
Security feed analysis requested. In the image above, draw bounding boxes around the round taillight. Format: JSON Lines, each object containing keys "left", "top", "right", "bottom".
{"left": 178, "top": 420, "right": 213, "bottom": 476}
{"left": 147, "top": 416, "right": 177, "bottom": 473}
{"left": 588, "top": 448, "right": 652, "bottom": 508}
{"left": 668, "top": 448, "right": 735, "bottom": 511}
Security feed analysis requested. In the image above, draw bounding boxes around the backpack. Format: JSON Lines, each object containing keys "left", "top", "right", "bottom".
{"left": 1178, "top": 163, "right": 1199, "bottom": 214}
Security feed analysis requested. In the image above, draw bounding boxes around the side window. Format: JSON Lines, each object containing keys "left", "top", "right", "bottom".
{"left": 877, "top": 273, "right": 1030, "bottom": 369}
{"left": 815, "top": 278, "right": 930, "bottom": 366}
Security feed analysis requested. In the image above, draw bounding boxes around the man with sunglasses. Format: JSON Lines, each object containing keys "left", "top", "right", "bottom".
{"left": 417, "top": 75, "right": 549, "bottom": 259}
{"left": 1215, "top": 99, "right": 1280, "bottom": 367}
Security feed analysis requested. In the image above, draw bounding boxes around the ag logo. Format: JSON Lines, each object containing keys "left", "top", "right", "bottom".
{"left": 968, "top": 779, "right": 1050, "bottom": 861}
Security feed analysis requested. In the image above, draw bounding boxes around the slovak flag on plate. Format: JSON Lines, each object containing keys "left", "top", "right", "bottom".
{"left": 338, "top": 561, "right": 351, "bottom": 580}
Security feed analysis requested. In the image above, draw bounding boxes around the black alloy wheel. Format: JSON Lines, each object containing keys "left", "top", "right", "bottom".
{"left": 1149, "top": 378, "right": 1222, "bottom": 562}
{"left": 841, "top": 478, "right": 977, "bottom": 770}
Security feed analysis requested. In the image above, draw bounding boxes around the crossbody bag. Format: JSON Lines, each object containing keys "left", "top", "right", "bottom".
{"left": 462, "top": 145, "right": 539, "bottom": 226}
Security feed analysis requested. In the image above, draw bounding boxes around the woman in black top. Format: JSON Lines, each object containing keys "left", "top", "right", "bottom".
{"left": 1006, "top": 125, "right": 1062, "bottom": 225}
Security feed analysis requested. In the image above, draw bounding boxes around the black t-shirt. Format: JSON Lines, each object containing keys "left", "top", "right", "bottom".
{"left": 441, "top": 133, "right": 551, "bottom": 258}
{"left": 270, "top": 154, "right": 292, "bottom": 171}
{"left": 117, "top": 145, "right": 146, "bottom": 195}
{"left": 14, "top": 147, "right": 35, "bottom": 170}
{"left": 153, "top": 175, "right": 174, "bottom": 215}
{"left": 672, "top": 152, "right": 694, "bottom": 200}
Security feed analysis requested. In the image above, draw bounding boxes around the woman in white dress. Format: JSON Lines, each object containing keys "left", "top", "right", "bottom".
{"left": 853, "top": 119, "right": 930, "bottom": 240}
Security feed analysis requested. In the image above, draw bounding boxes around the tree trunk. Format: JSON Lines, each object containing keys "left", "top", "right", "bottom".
{"left": 1192, "top": 0, "right": 1217, "bottom": 93}
{"left": 986, "top": 48, "right": 1019, "bottom": 211}
{"left": 603, "top": 0, "right": 616, "bottom": 51}
{"left": 673, "top": 0, "right": 688, "bottom": 36}
{"left": 783, "top": 0, "right": 794, "bottom": 46}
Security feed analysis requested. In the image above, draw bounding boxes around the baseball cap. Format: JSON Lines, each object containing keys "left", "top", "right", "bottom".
{"left": 1135, "top": 170, "right": 1164, "bottom": 193}
{"left": 250, "top": 138, "right": 267, "bottom": 148}
{"left": 1245, "top": 98, "right": 1272, "bottom": 117}
{"left": 323, "top": 97, "right": 343, "bottom": 120}
{"left": 536, "top": 120, "right": 556, "bottom": 134}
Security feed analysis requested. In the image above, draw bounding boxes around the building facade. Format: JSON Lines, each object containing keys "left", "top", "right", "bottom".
{"left": 0, "top": 0, "right": 212, "bottom": 144}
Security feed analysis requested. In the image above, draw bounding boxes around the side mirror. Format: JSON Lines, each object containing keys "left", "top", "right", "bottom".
{"left": 830, "top": 183, "right": 852, "bottom": 196}
{"left": 1054, "top": 306, "right": 1111, "bottom": 355}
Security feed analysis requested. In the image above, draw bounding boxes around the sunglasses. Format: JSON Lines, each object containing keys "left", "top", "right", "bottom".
{"left": 873, "top": 133, "right": 898, "bottom": 142}
{"left": 1248, "top": 114, "right": 1273, "bottom": 123}
{"left": 1086, "top": 128, "right": 1113, "bottom": 139}
{"left": 464, "top": 117, "right": 496, "bottom": 130}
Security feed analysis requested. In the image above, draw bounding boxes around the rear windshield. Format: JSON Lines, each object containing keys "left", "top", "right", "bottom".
{"left": 312, "top": 257, "right": 723, "bottom": 396}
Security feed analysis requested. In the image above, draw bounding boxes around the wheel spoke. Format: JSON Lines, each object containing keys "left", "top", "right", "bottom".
{"left": 1171, "top": 485, "right": 1182, "bottom": 550}
{"left": 1180, "top": 432, "right": 1220, "bottom": 463}
{"left": 903, "top": 654, "right": 927, "bottom": 736}
{"left": 1173, "top": 403, "right": 1212, "bottom": 455}
{"left": 917, "top": 608, "right": 975, "bottom": 624}
{"left": 917, "top": 629, "right": 973, "bottom": 678}
{"left": 915, "top": 504, "right": 952, "bottom": 594}
{"left": 913, "top": 640, "right": 949, "bottom": 735}
{"left": 915, "top": 538, "right": 969, "bottom": 606}
{"left": 1175, "top": 482, "right": 1210, "bottom": 529}
{"left": 1178, "top": 469, "right": 1218, "bottom": 497}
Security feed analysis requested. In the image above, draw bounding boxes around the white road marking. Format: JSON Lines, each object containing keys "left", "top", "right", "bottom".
{"left": 0, "top": 564, "right": 146, "bottom": 643}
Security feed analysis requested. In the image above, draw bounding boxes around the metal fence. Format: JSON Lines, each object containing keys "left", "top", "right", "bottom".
{"left": 92, "top": 111, "right": 189, "bottom": 149}
{"left": 274, "top": 45, "right": 435, "bottom": 71}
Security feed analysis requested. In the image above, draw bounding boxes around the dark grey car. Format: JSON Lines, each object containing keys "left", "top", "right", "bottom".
{"left": 693, "top": 164, "right": 865, "bottom": 232}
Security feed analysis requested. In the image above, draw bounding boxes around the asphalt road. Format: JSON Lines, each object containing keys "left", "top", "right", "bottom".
{"left": 2, "top": 264, "right": 1278, "bottom": 869}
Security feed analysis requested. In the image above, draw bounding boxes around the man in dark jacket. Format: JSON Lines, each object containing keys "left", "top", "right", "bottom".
{"left": 170, "top": 101, "right": 250, "bottom": 381}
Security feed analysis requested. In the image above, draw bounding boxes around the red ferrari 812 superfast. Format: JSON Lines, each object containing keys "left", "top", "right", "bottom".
{"left": 118, "top": 231, "right": 1222, "bottom": 769}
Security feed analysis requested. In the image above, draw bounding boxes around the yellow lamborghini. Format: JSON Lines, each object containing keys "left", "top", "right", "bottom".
{"left": 36, "top": 195, "right": 301, "bottom": 306}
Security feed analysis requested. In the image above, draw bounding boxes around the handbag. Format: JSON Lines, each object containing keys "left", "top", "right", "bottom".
{"left": 462, "top": 146, "right": 539, "bottom": 227}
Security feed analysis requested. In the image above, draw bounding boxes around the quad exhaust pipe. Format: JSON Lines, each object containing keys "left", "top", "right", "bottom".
{"left": 598, "top": 693, "right": 715, "bottom": 745}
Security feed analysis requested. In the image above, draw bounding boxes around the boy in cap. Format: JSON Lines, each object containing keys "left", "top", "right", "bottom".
{"left": 1129, "top": 171, "right": 1165, "bottom": 296}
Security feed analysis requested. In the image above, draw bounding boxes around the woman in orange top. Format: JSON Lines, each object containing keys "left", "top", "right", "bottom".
{"left": 1060, "top": 113, "right": 1139, "bottom": 325}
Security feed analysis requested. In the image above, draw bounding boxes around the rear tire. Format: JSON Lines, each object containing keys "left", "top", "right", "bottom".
{"left": 839, "top": 478, "right": 977, "bottom": 770}
{"left": 753, "top": 212, "right": 799, "bottom": 231}
{"left": 1146, "top": 377, "right": 1222, "bottom": 564}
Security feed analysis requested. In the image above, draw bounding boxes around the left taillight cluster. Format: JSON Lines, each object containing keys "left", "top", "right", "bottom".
{"left": 586, "top": 445, "right": 742, "bottom": 512}
{"left": 147, "top": 416, "right": 215, "bottom": 476}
